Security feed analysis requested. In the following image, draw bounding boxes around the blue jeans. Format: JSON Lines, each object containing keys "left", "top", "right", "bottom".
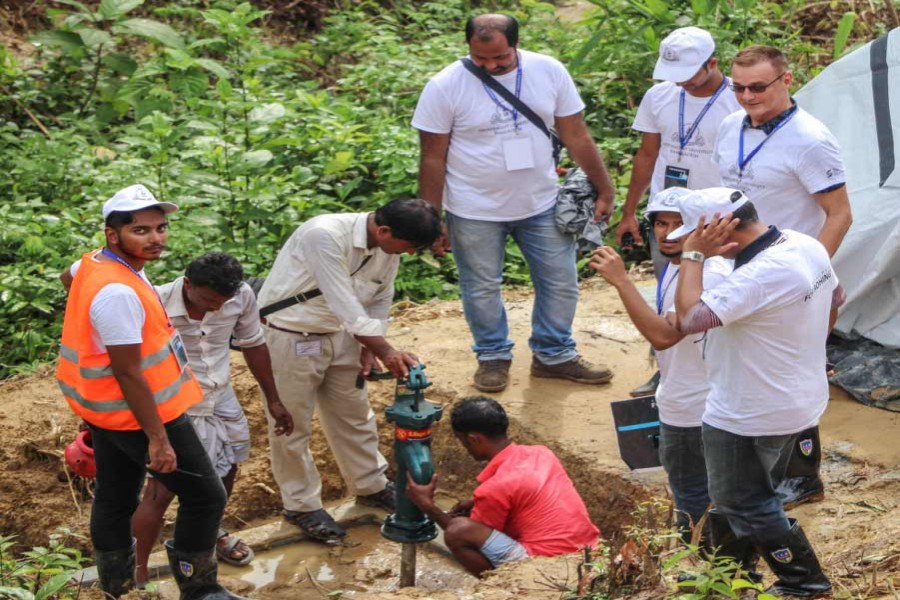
{"left": 702, "top": 423, "right": 793, "bottom": 545}
{"left": 446, "top": 207, "right": 578, "bottom": 365}
{"left": 659, "top": 423, "right": 710, "bottom": 536}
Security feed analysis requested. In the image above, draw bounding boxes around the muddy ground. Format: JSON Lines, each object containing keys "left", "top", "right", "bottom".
{"left": 1, "top": 278, "right": 898, "bottom": 598}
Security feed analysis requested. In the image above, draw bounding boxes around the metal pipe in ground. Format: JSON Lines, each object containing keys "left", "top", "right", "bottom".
{"left": 399, "top": 543, "right": 416, "bottom": 587}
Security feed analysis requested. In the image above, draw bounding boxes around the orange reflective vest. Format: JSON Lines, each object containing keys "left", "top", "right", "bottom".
{"left": 56, "top": 250, "right": 202, "bottom": 430}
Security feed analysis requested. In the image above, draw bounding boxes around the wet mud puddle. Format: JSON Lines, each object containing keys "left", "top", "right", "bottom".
{"left": 219, "top": 524, "right": 476, "bottom": 597}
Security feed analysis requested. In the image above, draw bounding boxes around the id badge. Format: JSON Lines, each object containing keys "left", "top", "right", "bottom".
{"left": 502, "top": 137, "right": 535, "bottom": 171}
{"left": 664, "top": 165, "right": 690, "bottom": 189}
{"left": 295, "top": 339, "right": 323, "bottom": 357}
{"left": 169, "top": 333, "right": 189, "bottom": 370}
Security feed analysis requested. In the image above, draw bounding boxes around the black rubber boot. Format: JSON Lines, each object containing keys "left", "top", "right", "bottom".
{"left": 95, "top": 540, "right": 136, "bottom": 598}
{"left": 708, "top": 510, "right": 762, "bottom": 583}
{"left": 776, "top": 426, "right": 825, "bottom": 509}
{"left": 164, "top": 540, "right": 247, "bottom": 600}
{"left": 757, "top": 520, "right": 832, "bottom": 597}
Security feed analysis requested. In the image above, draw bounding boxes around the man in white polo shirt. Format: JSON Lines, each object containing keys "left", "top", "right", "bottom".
{"left": 590, "top": 187, "right": 732, "bottom": 542}
{"left": 716, "top": 44, "right": 853, "bottom": 509}
{"left": 413, "top": 14, "right": 617, "bottom": 393}
{"left": 673, "top": 187, "right": 842, "bottom": 597}
{"left": 615, "top": 26, "right": 741, "bottom": 398}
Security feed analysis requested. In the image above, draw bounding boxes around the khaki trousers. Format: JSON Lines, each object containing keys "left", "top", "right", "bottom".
{"left": 264, "top": 326, "right": 388, "bottom": 512}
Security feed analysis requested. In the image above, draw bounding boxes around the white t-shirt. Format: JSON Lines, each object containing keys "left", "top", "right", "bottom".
{"left": 655, "top": 257, "right": 732, "bottom": 427}
{"left": 70, "top": 255, "right": 148, "bottom": 353}
{"left": 412, "top": 49, "right": 585, "bottom": 221}
{"left": 714, "top": 107, "right": 846, "bottom": 237}
{"left": 632, "top": 80, "right": 741, "bottom": 195}
{"left": 700, "top": 230, "right": 836, "bottom": 436}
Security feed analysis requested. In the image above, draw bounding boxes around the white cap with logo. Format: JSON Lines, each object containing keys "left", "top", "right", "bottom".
{"left": 666, "top": 187, "right": 749, "bottom": 241}
{"left": 646, "top": 186, "right": 692, "bottom": 217}
{"left": 102, "top": 184, "right": 178, "bottom": 220}
{"left": 653, "top": 26, "right": 715, "bottom": 83}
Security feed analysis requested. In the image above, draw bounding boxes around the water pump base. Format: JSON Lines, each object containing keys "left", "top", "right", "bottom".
{"left": 381, "top": 514, "right": 438, "bottom": 544}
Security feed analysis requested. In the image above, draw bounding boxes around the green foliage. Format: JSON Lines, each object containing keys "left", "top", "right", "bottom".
{"left": 0, "top": 0, "right": 873, "bottom": 376}
{"left": 0, "top": 529, "right": 87, "bottom": 600}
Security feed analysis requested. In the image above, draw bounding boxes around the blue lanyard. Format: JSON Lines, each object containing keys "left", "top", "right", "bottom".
{"left": 738, "top": 107, "right": 798, "bottom": 175}
{"left": 656, "top": 263, "right": 678, "bottom": 316}
{"left": 481, "top": 53, "right": 523, "bottom": 129}
{"left": 678, "top": 77, "right": 729, "bottom": 158}
{"left": 101, "top": 247, "right": 171, "bottom": 327}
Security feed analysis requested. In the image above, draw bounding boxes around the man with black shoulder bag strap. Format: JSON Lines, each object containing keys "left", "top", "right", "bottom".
{"left": 413, "top": 13, "right": 617, "bottom": 393}
{"left": 256, "top": 198, "right": 441, "bottom": 542}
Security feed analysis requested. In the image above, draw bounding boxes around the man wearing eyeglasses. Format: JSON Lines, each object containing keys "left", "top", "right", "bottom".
{"left": 715, "top": 45, "right": 852, "bottom": 256}
{"left": 616, "top": 26, "right": 741, "bottom": 398}
{"left": 714, "top": 46, "right": 853, "bottom": 514}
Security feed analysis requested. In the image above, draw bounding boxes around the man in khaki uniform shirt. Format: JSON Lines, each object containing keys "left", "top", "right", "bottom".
{"left": 257, "top": 198, "right": 441, "bottom": 541}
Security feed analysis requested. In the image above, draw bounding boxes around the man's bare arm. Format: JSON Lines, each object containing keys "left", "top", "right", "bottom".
{"left": 815, "top": 186, "right": 852, "bottom": 257}
{"left": 616, "top": 132, "right": 661, "bottom": 246}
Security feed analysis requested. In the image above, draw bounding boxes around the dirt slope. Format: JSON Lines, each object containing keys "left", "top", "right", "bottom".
{"left": 0, "top": 279, "right": 897, "bottom": 597}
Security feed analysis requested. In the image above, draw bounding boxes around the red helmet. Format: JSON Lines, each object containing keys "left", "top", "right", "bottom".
{"left": 65, "top": 429, "right": 96, "bottom": 479}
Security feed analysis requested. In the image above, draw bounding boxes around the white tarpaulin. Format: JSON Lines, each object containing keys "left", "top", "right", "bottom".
{"left": 795, "top": 29, "right": 900, "bottom": 348}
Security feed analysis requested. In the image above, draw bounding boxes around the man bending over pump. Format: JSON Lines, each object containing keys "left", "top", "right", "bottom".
{"left": 405, "top": 396, "right": 599, "bottom": 575}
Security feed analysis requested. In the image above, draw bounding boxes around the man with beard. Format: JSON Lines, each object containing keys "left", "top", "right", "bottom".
{"left": 56, "top": 184, "right": 245, "bottom": 600}
{"left": 413, "top": 13, "right": 617, "bottom": 392}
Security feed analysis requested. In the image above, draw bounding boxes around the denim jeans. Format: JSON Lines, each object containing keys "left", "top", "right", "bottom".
{"left": 702, "top": 423, "right": 794, "bottom": 544}
{"left": 89, "top": 414, "right": 227, "bottom": 552}
{"left": 446, "top": 206, "right": 578, "bottom": 365}
{"left": 658, "top": 423, "right": 710, "bottom": 537}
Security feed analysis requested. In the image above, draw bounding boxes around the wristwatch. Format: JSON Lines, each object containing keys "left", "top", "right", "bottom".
{"left": 681, "top": 251, "right": 705, "bottom": 263}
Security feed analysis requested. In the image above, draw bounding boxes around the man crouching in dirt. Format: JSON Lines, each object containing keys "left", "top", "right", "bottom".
{"left": 257, "top": 198, "right": 441, "bottom": 541}
{"left": 405, "top": 396, "right": 599, "bottom": 575}
{"left": 56, "top": 184, "right": 246, "bottom": 600}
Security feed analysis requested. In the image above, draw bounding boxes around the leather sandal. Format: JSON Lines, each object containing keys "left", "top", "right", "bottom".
{"left": 283, "top": 509, "right": 346, "bottom": 541}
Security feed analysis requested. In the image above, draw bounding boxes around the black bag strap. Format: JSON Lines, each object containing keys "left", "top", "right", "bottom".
{"left": 259, "top": 255, "right": 372, "bottom": 319}
{"left": 460, "top": 57, "right": 555, "bottom": 143}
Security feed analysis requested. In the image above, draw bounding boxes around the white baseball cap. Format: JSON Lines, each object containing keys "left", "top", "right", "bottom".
{"left": 653, "top": 27, "right": 715, "bottom": 83}
{"left": 645, "top": 186, "right": 691, "bottom": 217}
{"left": 102, "top": 184, "right": 178, "bottom": 220}
{"left": 666, "top": 187, "right": 749, "bottom": 241}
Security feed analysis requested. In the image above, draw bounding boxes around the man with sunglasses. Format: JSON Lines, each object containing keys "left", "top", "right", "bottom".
{"left": 616, "top": 26, "right": 741, "bottom": 398}
{"left": 256, "top": 199, "right": 441, "bottom": 541}
{"left": 714, "top": 45, "right": 853, "bottom": 510}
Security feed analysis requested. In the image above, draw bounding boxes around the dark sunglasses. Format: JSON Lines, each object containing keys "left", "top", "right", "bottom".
{"left": 729, "top": 72, "right": 786, "bottom": 94}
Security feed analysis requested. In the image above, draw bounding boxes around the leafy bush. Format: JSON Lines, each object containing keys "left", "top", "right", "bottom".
{"left": 0, "top": 529, "right": 87, "bottom": 600}
{"left": 0, "top": 0, "right": 878, "bottom": 376}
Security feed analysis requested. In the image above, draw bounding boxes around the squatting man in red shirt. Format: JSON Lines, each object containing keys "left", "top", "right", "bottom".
{"left": 405, "top": 396, "right": 599, "bottom": 575}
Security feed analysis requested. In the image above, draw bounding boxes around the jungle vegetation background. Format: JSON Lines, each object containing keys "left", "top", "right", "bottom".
{"left": 0, "top": 0, "right": 895, "bottom": 377}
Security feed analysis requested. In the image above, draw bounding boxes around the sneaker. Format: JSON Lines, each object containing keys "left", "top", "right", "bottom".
{"left": 473, "top": 359, "right": 512, "bottom": 392}
{"left": 357, "top": 481, "right": 396, "bottom": 512}
{"left": 630, "top": 370, "right": 660, "bottom": 397}
{"left": 530, "top": 356, "right": 613, "bottom": 384}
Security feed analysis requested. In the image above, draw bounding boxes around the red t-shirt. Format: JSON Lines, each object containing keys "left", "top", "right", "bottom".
{"left": 469, "top": 443, "right": 600, "bottom": 556}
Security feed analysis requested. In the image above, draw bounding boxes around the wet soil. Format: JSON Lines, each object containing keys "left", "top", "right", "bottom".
{"left": 0, "top": 279, "right": 898, "bottom": 598}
